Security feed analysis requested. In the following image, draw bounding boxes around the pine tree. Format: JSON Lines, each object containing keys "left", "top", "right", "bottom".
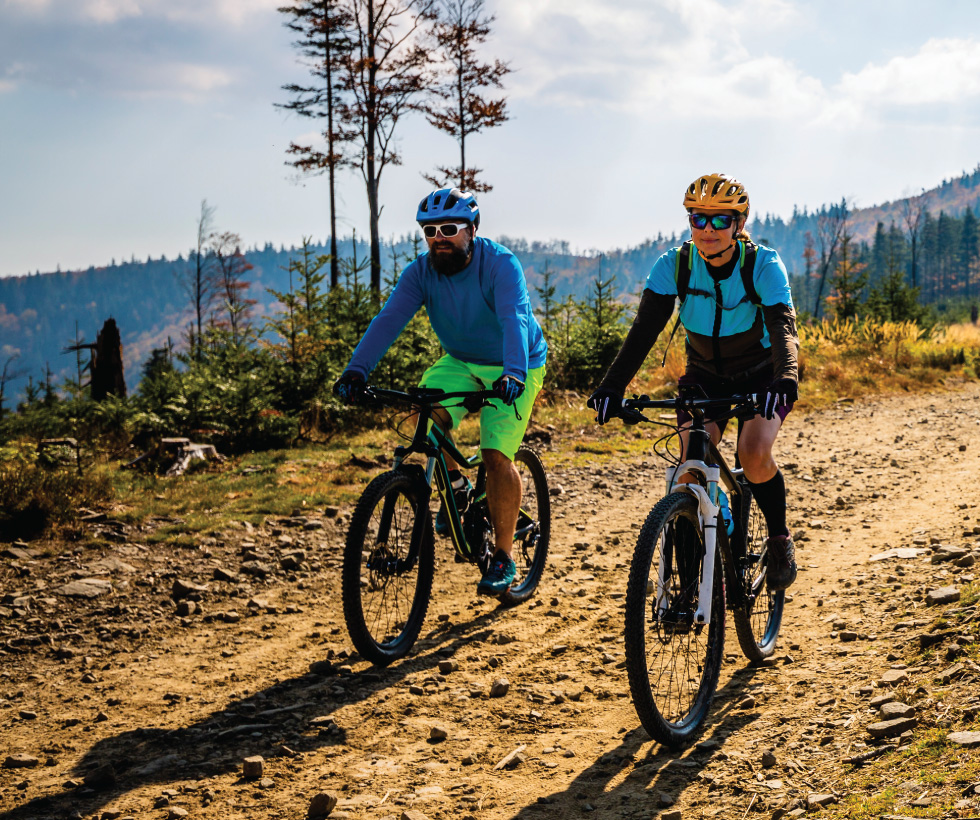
{"left": 424, "top": 0, "right": 509, "bottom": 192}
{"left": 278, "top": 0, "right": 356, "bottom": 289}
{"left": 342, "top": 0, "right": 438, "bottom": 291}
{"left": 825, "top": 233, "right": 868, "bottom": 320}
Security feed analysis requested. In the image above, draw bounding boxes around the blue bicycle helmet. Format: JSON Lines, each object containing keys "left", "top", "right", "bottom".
{"left": 416, "top": 187, "right": 480, "bottom": 229}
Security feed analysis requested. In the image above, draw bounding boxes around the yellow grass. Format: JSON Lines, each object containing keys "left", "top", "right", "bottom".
{"left": 620, "top": 319, "right": 980, "bottom": 412}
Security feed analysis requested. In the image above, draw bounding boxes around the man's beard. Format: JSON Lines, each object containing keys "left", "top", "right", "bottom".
{"left": 429, "top": 239, "right": 473, "bottom": 276}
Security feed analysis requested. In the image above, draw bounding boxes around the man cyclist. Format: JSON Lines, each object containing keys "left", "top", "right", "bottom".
{"left": 588, "top": 173, "right": 800, "bottom": 591}
{"left": 334, "top": 188, "right": 548, "bottom": 597}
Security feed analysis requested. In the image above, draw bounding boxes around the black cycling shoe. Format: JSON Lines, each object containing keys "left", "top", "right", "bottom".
{"left": 766, "top": 534, "right": 797, "bottom": 591}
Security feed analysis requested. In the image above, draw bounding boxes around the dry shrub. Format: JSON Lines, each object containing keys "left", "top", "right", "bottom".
{"left": 0, "top": 460, "right": 113, "bottom": 540}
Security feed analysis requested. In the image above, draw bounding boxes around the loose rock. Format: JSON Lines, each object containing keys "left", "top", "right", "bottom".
{"left": 926, "top": 586, "right": 961, "bottom": 606}
{"left": 3, "top": 754, "right": 39, "bottom": 769}
{"left": 242, "top": 755, "right": 264, "bottom": 779}
{"left": 307, "top": 792, "right": 339, "bottom": 818}
{"left": 947, "top": 731, "right": 980, "bottom": 748}
{"left": 490, "top": 678, "right": 510, "bottom": 698}
{"left": 880, "top": 702, "right": 914, "bottom": 720}
{"left": 867, "top": 716, "right": 917, "bottom": 738}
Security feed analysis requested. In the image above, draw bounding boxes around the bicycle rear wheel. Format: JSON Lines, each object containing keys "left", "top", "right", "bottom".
{"left": 342, "top": 471, "right": 435, "bottom": 666}
{"left": 624, "top": 492, "right": 725, "bottom": 747}
{"left": 731, "top": 477, "right": 784, "bottom": 662}
{"left": 499, "top": 446, "right": 551, "bottom": 606}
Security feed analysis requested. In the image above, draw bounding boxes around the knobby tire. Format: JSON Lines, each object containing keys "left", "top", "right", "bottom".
{"left": 499, "top": 445, "right": 551, "bottom": 606}
{"left": 731, "top": 477, "right": 784, "bottom": 662}
{"left": 341, "top": 471, "right": 435, "bottom": 666}
{"left": 624, "top": 492, "right": 725, "bottom": 747}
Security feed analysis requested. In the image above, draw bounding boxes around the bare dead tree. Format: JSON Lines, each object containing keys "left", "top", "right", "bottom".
{"left": 210, "top": 232, "right": 257, "bottom": 346}
{"left": 64, "top": 319, "right": 126, "bottom": 400}
{"left": 423, "top": 0, "right": 509, "bottom": 192}
{"left": 0, "top": 353, "right": 26, "bottom": 418}
{"left": 278, "top": 0, "right": 357, "bottom": 289}
{"left": 902, "top": 190, "right": 926, "bottom": 291}
{"left": 813, "top": 197, "right": 849, "bottom": 318}
{"left": 342, "top": 0, "right": 438, "bottom": 291}
{"left": 178, "top": 200, "right": 219, "bottom": 359}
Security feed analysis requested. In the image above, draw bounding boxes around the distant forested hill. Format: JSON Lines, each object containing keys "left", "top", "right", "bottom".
{"left": 0, "top": 234, "right": 684, "bottom": 404}
{"left": 3, "top": 165, "right": 980, "bottom": 404}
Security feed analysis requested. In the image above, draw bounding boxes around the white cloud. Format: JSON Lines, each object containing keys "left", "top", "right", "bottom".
{"left": 113, "top": 61, "right": 236, "bottom": 101}
{"left": 2, "top": 0, "right": 53, "bottom": 11}
{"left": 81, "top": 0, "right": 141, "bottom": 23}
{"left": 493, "top": 0, "right": 980, "bottom": 137}
{"left": 494, "top": 0, "right": 813, "bottom": 116}
{"left": 2, "top": 0, "right": 278, "bottom": 25}
{"left": 170, "top": 63, "right": 234, "bottom": 94}
{"left": 839, "top": 37, "right": 980, "bottom": 106}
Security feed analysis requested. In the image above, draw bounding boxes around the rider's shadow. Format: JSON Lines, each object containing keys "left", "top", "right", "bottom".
{"left": 501, "top": 663, "right": 766, "bottom": 820}
{"left": 0, "top": 607, "right": 511, "bottom": 820}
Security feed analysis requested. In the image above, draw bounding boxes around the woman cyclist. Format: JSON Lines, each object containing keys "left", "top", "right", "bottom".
{"left": 588, "top": 173, "right": 799, "bottom": 591}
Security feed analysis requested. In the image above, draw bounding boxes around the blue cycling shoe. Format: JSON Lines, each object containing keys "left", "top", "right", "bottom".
{"left": 477, "top": 550, "right": 516, "bottom": 596}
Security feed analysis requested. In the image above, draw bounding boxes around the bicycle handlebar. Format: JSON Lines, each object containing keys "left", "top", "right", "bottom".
{"left": 361, "top": 385, "right": 497, "bottom": 412}
{"left": 617, "top": 393, "right": 761, "bottom": 425}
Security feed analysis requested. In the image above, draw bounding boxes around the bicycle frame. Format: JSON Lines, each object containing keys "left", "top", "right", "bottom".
{"left": 368, "top": 385, "right": 542, "bottom": 568}
{"left": 390, "top": 403, "right": 485, "bottom": 562}
{"left": 624, "top": 395, "right": 758, "bottom": 628}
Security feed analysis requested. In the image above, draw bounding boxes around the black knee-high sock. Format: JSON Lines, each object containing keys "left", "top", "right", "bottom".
{"left": 747, "top": 470, "right": 788, "bottom": 539}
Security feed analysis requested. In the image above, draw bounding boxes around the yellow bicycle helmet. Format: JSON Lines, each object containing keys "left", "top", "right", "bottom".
{"left": 683, "top": 173, "right": 750, "bottom": 215}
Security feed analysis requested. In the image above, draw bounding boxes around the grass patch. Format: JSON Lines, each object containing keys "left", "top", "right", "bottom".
{"left": 17, "top": 319, "right": 978, "bottom": 537}
{"left": 837, "top": 787, "right": 900, "bottom": 820}
{"left": 0, "top": 457, "right": 114, "bottom": 540}
{"left": 835, "top": 729, "right": 976, "bottom": 819}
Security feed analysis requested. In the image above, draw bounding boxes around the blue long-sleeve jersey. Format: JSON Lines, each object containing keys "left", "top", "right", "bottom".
{"left": 345, "top": 237, "right": 548, "bottom": 382}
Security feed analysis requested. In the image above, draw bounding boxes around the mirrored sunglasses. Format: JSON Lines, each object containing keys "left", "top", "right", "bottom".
{"left": 421, "top": 222, "right": 469, "bottom": 239}
{"left": 689, "top": 212, "right": 735, "bottom": 230}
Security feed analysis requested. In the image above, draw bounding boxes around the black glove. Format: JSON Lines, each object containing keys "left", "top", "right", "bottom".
{"left": 333, "top": 370, "right": 366, "bottom": 405}
{"left": 761, "top": 378, "right": 798, "bottom": 420}
{"left": 492, "top": 375, "right": 524, "bottom": 406}
{"left": 588, "top": 387, "right": 623, "bottom": 425}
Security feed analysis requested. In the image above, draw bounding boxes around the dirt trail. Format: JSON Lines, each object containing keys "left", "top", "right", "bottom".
{"left": 2, "top": 383, "right": 980, "bottom": 820}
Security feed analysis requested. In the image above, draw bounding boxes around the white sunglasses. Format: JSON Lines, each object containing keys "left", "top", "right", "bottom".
{"left": 421, "top": 222, "right": 470, "bottom": 239}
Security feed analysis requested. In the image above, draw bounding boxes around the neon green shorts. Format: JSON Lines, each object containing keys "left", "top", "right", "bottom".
{"left": 419, "top": 354, "right": 545, "bottom": 460}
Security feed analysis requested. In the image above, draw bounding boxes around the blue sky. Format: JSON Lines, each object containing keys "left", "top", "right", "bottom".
{"left": 3, "top": 0, "right": 980, "bottom": 276}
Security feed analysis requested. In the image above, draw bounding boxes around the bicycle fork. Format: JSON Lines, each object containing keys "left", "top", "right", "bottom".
{"left": 660, "top": 465, "right": 723, "bottom": 626}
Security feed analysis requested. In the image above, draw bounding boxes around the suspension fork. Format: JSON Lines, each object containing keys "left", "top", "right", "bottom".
{"left": 659, "top": 477, "right": 721, "bottom": 626}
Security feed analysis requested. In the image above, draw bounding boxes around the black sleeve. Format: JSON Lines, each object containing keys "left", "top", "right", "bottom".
{"left": 761, "top": 303, "right": 799, "bottom": 383}
{"left": 598, "top": 289, "right": 677, "bottom": 393}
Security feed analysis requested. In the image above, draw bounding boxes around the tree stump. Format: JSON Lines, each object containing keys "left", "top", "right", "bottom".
{"left": 124, "top": 437, "right": 226, "bottom": 476}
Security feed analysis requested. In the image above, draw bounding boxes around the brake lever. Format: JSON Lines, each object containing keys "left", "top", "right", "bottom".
{"left": 461, "top": 394, "right": 489, "bottom": 413}
{"left": 735, "top": 393, "right": 761, "bottom": 421}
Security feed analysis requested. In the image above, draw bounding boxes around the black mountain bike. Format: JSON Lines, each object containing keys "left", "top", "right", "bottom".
{"left": 614, "top": 393, "right": 784, "bottom": 746}
{"left": 341, "top": 386, "right": 551, "bottom": 667}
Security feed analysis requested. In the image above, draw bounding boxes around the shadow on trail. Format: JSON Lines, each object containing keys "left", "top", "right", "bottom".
{"left": 0, "top": 604, "right": 512, "bottom": 820}
{"left": 503, "top": 663, "right": 767, "bottom": 820}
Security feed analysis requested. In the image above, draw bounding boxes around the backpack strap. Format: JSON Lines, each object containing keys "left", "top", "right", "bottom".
{"left": 738, "top": 241, "right": 761, "bottom": 306}
{"left": 674, "top": 240, "right": 694, "bottom": 305}
{"left": 661, "top": 242, "right": 695, "bottom": 366}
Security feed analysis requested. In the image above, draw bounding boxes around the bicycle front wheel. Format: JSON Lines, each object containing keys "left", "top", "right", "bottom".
{"left": 731, "top": 478, "right": 784, "bottom": 662}
{"left": 499, "top": 446, "right": 551, "bottom": 606}
{"left": 341, "top": 471, "right": 435, "bottom": 666}
{"left": 624, "top": 492, "right": 725, "bottom": 747}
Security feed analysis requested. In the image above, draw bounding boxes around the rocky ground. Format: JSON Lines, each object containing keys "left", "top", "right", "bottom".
{"left": 2, "top": 383, "right": 980, "bottom": 820}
